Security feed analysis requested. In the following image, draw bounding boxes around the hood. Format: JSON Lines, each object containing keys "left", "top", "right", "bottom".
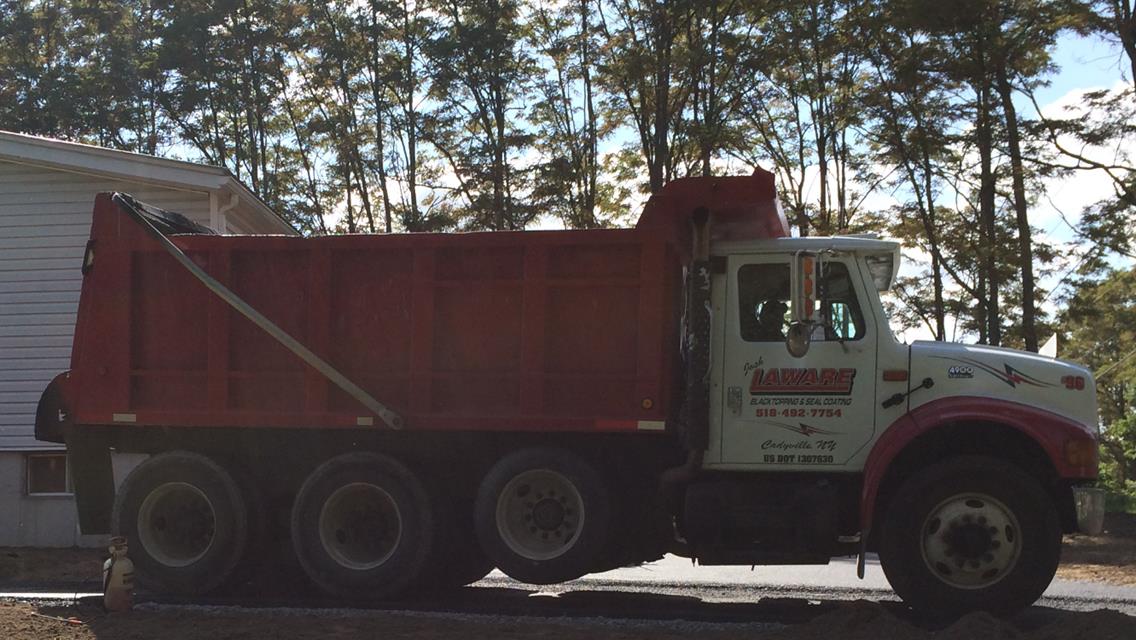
{"left": 909, "top": 341, "right": 1098, "bottom": 433}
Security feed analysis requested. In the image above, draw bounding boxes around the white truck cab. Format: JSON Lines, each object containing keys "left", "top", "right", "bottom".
{"left": 709, "top": 237, "right": 903, "bottom": 471}
{"left": 708, "top": 237, "right": 1098, "bottom": 472}
{"left": 691, "top": 235, "right": 1102, "bottom": 614}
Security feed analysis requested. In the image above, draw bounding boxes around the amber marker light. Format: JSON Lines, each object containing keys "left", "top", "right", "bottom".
{"left": 1065, "top": 438, "right": 1099, "bottom": 470}
{"left": 642, "top": 398, "right": 654, "bottom": 410}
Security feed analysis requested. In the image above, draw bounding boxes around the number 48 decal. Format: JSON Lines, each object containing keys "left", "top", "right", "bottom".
{"left": 1060, "top": 375, "right": 1086, "bottom": 390}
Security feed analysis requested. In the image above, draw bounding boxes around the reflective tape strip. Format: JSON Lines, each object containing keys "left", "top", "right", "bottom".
{"left": 594, "top": 419, "right": 637, "bottom": 430}
{"left": 112, "top": 413, "right": 136, "bottom": 423}
{"left": 637, "top": 420, "right": 666, "bottom": 431}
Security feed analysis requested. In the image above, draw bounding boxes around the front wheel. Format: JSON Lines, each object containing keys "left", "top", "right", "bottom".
{"left": 878, "top": 455, "right": 1061, "bottom": 615}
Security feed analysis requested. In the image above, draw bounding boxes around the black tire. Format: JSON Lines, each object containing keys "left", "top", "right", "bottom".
{"left": 215, "top": 464, "right": 270, "bottom": 594}
{"left": 878, "top": 455, "right": 1062, "bottom": 615}
{"left": 112, "top": 451, "right": 249, "bottom": 595}
{"left": 290, "top": 452, "right": 433, "bottom": 600}
{"left": 475, "top": 447, "right": 610, "bottom": 584}
{"left": 413, "top": 482, "right": 495, "bottom": 593}
{"left": 416, "top": 522, "right": 495, "bottom": 593}
{"left": 437, "top": 538, "right": 495, "bottom": 587}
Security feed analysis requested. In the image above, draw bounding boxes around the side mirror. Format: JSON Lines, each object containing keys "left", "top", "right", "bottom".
{"left": 786, "top": 321, "right": 811, "bottom": 357}
{"left": 787, "top": 251, "right": 823, "bottom": 358}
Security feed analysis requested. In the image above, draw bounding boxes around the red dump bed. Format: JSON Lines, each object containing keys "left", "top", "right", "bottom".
{"left": 67, "top": 172, "right": 787, "bottom": 434}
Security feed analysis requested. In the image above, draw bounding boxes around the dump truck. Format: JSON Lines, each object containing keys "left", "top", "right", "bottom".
{"left": 36, "top": 169, "right": 1101, "bottom": 613}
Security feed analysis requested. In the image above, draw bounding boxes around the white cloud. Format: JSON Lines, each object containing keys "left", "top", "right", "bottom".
{"left": 1028, "top": 81, "right": 1134, "bottom": 241}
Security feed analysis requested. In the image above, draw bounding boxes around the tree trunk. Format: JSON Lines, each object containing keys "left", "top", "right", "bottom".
{"left": 368, "top": 5, "right": 394, "bottom": 233}
{"left": 995, "top": 64, "right": 1038, "bottom": 352}
{"left": 403, "top": 0, "right": 420, "bottom": 230}
{"left": 975, "top": 78, "right": 1000, "bottom": 346}
{"left": 580, "top": 0, "right": 597, "bottom": 227}
{"left": 649, "top": 0, "right": 672, "bottom": 193}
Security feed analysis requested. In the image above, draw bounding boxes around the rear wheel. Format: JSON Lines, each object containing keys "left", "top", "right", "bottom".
{"left": 113, "top": 451, "right": 249, "bottom": 595}
{"left": 878, "top": 455, "right": 1061, "bottom": 615}
{"left": 291, "top": 452, "right": 433, "bottom": 600}
{"left": 475, "top": 448, "right": 610, "bottom": 584}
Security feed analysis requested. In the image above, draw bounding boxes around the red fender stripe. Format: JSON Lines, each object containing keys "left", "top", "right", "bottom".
{"left": 860, "top": 396, "right": 1098, "bottom": 535}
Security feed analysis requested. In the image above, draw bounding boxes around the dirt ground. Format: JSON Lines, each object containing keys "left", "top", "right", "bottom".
{"left": 3, "top": 514, "right": 1136, "bottom": 639}
{"left": 2, "top": 599, "right": 1136, "bottom": 640}
{"left": 0, "top": 547, "right": 104, "bottom": 584}
{"left": 1056, "top": 513, "right": 1136, "bottom": 586}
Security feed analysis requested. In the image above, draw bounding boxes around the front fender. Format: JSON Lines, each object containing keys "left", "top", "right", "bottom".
{"left": 860, "top": 396, "right": 1098, "bottom": 534}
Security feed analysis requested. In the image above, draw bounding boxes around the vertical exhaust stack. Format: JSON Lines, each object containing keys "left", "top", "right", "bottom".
{"left": 677, "top": 205, "right": 713, "bottom": 466}
{"left": 653, "top": 169, "right": 787, "bottom": 498}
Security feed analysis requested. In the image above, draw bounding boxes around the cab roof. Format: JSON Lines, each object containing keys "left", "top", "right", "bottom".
{"left": 712, "top": 235, "right": 902, "bottom": 256}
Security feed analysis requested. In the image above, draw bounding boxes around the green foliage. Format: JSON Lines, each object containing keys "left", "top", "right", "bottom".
{"left": 0, "top": 1, "right": 1129, "bottom": 360}
{"left": 1062, "top": 268, "right": 1136, "bottom": 502}
{"left": 1103, "top": 486, "right": 1136, "bottom": 515}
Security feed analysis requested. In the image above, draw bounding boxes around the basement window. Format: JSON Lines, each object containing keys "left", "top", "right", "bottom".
{"left": 26, "top": 453, "right": 72, "bottom": 496}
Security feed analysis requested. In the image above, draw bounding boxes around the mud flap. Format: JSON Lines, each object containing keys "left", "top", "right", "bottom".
{"left": 66, "top": 429, "right": 115, "bottom": 535}
{"left": 35, "top": 373, "right": 71, "bottom": 445}
{"left": 857, "top": 540, "right": 867, "bottom": 578}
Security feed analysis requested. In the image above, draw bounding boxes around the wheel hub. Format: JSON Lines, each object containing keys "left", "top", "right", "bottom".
{"left": 137, "top": 482, "right": 217, "bottom": 568}
{"left": 532, "top": 498, "right": 566, "bottom": 530}
{"left": 945, "top": 520, "right": 994, "bottom": 560}
{"left": 920, "top": 493, "right": 1021, "bottom": 589}
{"left": 319, "top": 483, "right": 403, "bottom": 571}
{"left": 496, "top": 469, "right": 585, "bottom": 561}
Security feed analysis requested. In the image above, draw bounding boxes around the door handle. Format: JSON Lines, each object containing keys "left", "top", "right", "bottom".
{"left": 727, "top": 386, "right": 742, "bottom": 415}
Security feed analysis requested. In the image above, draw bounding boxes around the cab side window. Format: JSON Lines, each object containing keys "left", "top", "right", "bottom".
{"left": 821, "top": 262, "right": 865, "bottom": 341}
{"left": 738, "top": 263, "right": 790, "bottom": 342}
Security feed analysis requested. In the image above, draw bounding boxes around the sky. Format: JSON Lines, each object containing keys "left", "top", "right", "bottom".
{"left": 1040, "top": 32, "right": 1129, "bottom": 105}
{"left": 857, "top": 33, "right": 1133, "bottom": 343}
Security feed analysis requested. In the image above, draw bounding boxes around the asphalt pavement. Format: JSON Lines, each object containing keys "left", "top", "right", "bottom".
{"left": 4, "top": 553, "right": 1135, "bottom": 621}
{"left": 588, "top": 553, "right": 1136, "bottom": 601}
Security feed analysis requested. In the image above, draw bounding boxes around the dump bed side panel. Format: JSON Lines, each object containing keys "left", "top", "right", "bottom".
{"left": 70, "top": 195, "right": 679, "bottom": 433}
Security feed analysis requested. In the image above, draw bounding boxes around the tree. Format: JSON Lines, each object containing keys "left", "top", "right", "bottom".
{"left": 426, "top": 0, "right": 538, "bottom": 230}
{"left": 528, "top": 0, "right": 603, "bottom": 228}
{"left": 731, "top": 0, "right": 871, "bottom": 236}
{"left": 596, "top": 0, "right": 693, "bottom": 195}
{"left": 1062, "top": 268, "right": 1136, "bottom": 490}
{"left": 860, "top": 8, "right": 962, "bottom": 340}
{"left": 1032, "top": 1, "right": 1136, "bottom": 261}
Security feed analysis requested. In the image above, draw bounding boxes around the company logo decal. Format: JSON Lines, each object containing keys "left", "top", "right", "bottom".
{"left": 749, "top": 367, "right": 856, "bottom": 395}
{"left": 934, "top": 357, "right": 1054, "bottom": 389}
{"left": 763, "top": 421, "right": 842, "bottom": 437}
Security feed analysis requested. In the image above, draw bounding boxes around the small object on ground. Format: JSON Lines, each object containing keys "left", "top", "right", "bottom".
{"left": 29, "top": 612, "right": 85, "bottom": 625}
{"left": 103, "top": 536, "right": 135, "bottom": 612}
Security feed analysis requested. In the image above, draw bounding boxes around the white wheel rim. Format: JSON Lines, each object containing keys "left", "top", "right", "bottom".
{"left": 318, "top": 482, "right": 403, "bottom": 570}
{"left": 136, "top": 482, "right": 217, "bottom": 568}
{"left": 920, "top": 492, "right": 1022, "bottom": 590}
{"left": 495, "top": 469, "right": 585, "bottom": 561}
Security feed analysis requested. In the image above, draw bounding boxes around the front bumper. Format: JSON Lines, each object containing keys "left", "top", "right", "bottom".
{"left": 1073, "top": 486, "right": 1105, "bottom": 535}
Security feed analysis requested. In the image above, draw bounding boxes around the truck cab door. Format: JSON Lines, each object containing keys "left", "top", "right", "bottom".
{"left": 713, "top": 253, "right": 878, "bottom": 470}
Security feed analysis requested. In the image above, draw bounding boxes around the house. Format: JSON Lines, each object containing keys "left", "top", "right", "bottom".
{"left": 0, "top": 130, "right": 297, "bottom": 547}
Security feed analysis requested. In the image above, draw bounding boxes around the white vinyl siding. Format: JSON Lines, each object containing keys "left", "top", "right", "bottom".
{"left": 0, "top": 159, "right": 231, "bottom": 451}
{"left": 0, "top": 132, "right": 294, "bottom": 547}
